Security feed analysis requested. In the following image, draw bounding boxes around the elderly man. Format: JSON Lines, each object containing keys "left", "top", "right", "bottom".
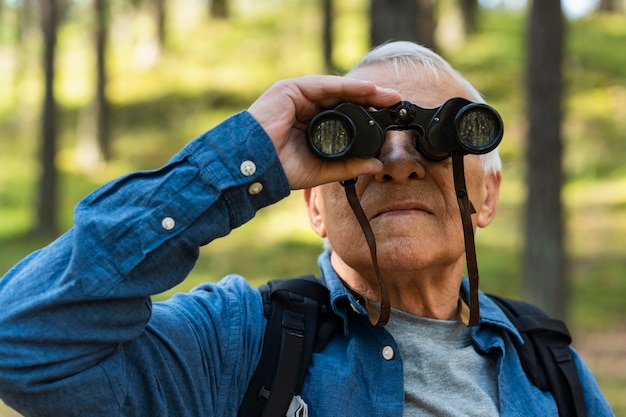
{"left": 0, "top": 42, "right": 613, "bottom": 416}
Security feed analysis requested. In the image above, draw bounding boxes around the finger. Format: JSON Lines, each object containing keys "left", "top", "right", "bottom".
{"left": 335, "top": 157, "right": 384, "bottom": 179}
{"left": 294, "top": 76, "right": 401, "bottom": 108}
{"left": 298, "top": 157, "right": 384, "bottom": 189}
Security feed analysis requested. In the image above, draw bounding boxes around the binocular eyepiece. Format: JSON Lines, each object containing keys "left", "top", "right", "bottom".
{"left": 306, "top": 97, "right": 503, "bottom": 161}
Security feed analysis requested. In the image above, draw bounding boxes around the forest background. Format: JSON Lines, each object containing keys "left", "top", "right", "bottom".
{"left": 1, "top": 0, "right": 625, "bottom": 415}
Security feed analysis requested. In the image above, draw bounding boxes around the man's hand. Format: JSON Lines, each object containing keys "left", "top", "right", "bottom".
{"left": 248, "top": 76, "right": 401, "bottom": 190}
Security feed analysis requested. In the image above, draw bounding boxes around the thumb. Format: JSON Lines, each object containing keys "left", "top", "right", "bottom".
{"left": 320, "top": 157, "right": 384, "bottom": 185}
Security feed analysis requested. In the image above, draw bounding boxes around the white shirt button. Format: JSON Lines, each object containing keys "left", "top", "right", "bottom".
{"left": 248, "top": 182, "right": 263, "bottom": 195}
{"left": 382, "top": 345, "right": 395, "bottom": 360}
{"left": 240, "top": 160, "right": 256, "bottom": 177}
{"left": 161, "top": 217, "right": 175, "bottom": 231}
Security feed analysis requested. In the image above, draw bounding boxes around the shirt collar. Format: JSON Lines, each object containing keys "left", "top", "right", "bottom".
{"left": 318, "top": 250, "right": 524, "bottom": 345}
{"left": 460, "top": 278, "right": 525, "bottom": 346}
{"left": 317, "top": 251, "right": 369, "bottom": 334}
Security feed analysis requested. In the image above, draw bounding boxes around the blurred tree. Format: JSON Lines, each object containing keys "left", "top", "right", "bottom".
{"left": 415, "top": 0, "right": 436, "bottom": 48}
{"left": 155, "top": 0, "right": 166, "bottom": 47}
{"left": 95, "top": 0, "right": 111, "bottom": 160}
{"left": 322, "top": 0, "right": 334, "bottom": 73}
{"left": 370, "top": 0, "right": 436, "bottom": 49}
{"left": 523, "top": 0, "right": 566, "bottom": 319}
{"left": 37, "top": 0, "right": 60, "bottom": 236}
{"left": 76, "top": 0, "right": 111, "bottom": 168}
{"left": 210, "top": 0, "right": 228, "bottom": 19}
{"left": 597, "top": 0, "right": 622, "bottom": 12}
{"left": 458, "top": 0, "right": 478, "bottom": 36}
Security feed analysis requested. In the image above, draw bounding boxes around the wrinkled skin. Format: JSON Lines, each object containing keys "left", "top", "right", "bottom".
{"left": 304, "top": 64, "right": 501, "bottom": 319}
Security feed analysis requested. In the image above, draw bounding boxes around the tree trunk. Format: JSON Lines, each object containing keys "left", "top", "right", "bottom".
{"left": 597, "top": 0, "right": 620, "bottom": 13}
{"left": 322, "top": 0, "right": 334, "bottom": 74}
{"left": 95, "top": 0, "right": 111, "bottom": 160}
{"left": 210, "top": 0, "right": 228, "bottom": 19}
{"left": 370, "top": 0, "right": 417, "bottom": 46}
{"left": 415, "top": 0, "right": 436, "bottom": 49}
{"left": 458, "top": 0, "right": 478, "bottom": 36}
{"left": 523, "top": 0, "right": 566, "bottom": 320}
{"left": 371, "top": 0, "right": 436, "bottom": 48}
{"left": 37, "top": 0, "right": 59, "bottom": 237}
{"left": 155, "top": 0, "right": 166, "bottom": 48}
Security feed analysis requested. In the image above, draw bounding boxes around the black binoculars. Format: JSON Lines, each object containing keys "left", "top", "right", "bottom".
{"left": 306, "top": 97, "right": 503, "bottom": 161}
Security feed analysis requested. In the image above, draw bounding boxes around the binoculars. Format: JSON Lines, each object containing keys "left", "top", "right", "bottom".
{"left": 306, "top": 98, "right": 503, "bottom": 161}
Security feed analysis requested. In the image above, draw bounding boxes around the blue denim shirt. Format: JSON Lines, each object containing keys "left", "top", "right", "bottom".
{"left": 0, "top": 112, "right": 613, "bottom": 416}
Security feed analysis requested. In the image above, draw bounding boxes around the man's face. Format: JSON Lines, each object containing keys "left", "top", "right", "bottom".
{"left": 305, "top": 63, "right": 500, "bottom": 284}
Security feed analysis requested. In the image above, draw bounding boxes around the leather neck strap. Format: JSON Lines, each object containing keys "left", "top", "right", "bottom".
{"left": 451, "top": 152, "right": 480, "bottom": 326}
{"left": 340, "top": 152, "right": 481, "bottom": 328}
{"left": 341, "top": 179, "right": 390, "bottom": 327}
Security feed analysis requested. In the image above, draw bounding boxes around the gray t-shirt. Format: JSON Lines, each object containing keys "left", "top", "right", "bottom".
{"left": 385, "top": 308, "right": 499, "bottom": 417}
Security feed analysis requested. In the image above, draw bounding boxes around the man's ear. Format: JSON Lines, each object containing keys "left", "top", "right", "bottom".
{"left": 304, "top": 188, "right": 328, "bottom": 238}
{"left": 477, "top": 171, "right": 501, "bottom": 228}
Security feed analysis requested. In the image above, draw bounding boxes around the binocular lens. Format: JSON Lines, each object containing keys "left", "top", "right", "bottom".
{"left": 306, "top": 99, "right": 503, "bottom": 161}
{"left": 456, "top": 106, "right": 501, "bottom": 151}
{"left": 309, "top": 116, "right": 352, "bottom": 158}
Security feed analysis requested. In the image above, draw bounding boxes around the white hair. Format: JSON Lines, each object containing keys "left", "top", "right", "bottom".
{"left": 348, "top": 41, "right": 502, "bottom": 175}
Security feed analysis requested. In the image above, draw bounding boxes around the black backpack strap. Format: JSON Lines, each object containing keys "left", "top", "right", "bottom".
{"left": 488, "top": 294, "right": 588, "bottom": 417}
{"left": 238, "top": 275, "right": 338, "bottom": 417}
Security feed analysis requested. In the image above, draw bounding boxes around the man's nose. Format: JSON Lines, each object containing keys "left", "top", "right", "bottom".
{"left": 374, "top": 131, "right": 427, "bottom": 183}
